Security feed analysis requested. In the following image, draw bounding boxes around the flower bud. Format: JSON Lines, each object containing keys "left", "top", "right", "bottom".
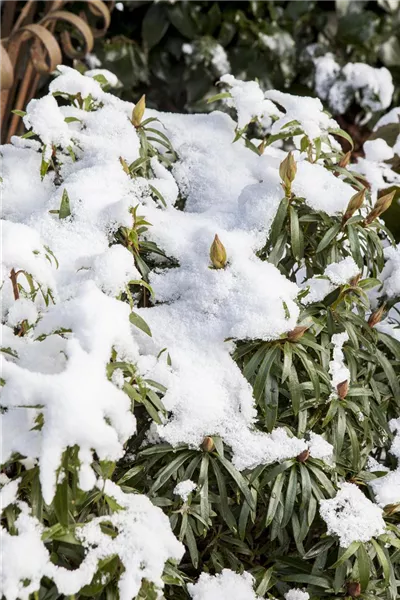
{"left": 364, "top": 190, "right": 395, "bottom": 225}
{"left": 337, "top": 380, "right": 349, "bottom": 399}
{"left": 342, "top": 189, "right": 365, "bottom": 225}
{"left": 131, "top": 94, "right": 146, "bottom": 128}
{"left": 368, "top": 305, "right": 385, "bottom": 328}
{"left": 279, "top": 151, "right": 297, "bottom": 192}
{"left": 297, "top": 449, "right": 310, "bottom": 463}
{"left": 287, "top": 325, "right": 308, "bottom": 342}
{"left": 201, "top": 436, "right": 215, "bottom": 452}
{"left": 346, "top": 582, "right": 361, "bottom": 598}
{"left": 210, "top": 234, "right": 227, "bottom": 269}
{"left": 349, "top": 273, "right": 361, "bottom": 287}
{"left": 338, "top": 150, "right": 351, "bottom": 169}
{"left": 119, "top": 156, "right": 130, "bottom": 174}
{"left": 257, "top": 139, "right": 266, "bottom": 155}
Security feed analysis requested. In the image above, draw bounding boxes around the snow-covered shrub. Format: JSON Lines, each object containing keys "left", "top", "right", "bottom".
{"left": 1, "top": 66, "right": 400, "bottom": 599}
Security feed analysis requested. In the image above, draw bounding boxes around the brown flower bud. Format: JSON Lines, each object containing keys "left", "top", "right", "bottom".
{"left": 201, "top": 436, "right": 215, "bottom": 452}
{"left": 342, "top": 189, "right": 365, "bottom": 225}
{"left": 337, "top": 380, "right": 349, "bottom": 399}
{"left": 346, "top": 581, "right": 361, "bottom": 598}
{"left": 279, "top": 151, "right": 297, "bottom": 191}
{"left": 131, "top": 94, "right": 146, "bottom": 128}
{"left": 297, "top": 449, "right": 310, "bottom": 463}
{"left": 287, "top": 325, "right": 309, "bottom": 342}
{"left": 349, "top": 273, "right": 361, "bottom": 287}
{"left": 364, "top": 190, "right": 395, "bottom": 225}
{"left": 338, "top": 150, "right": 351, "bottom": 169}
{"left": 368, "top": 305, "right": 385, "bottom": 328}
{"left": 210, "top": 234, "right": 227, "bottom": 269}
{"left": 257, "top": 139, "right": 266, "bottom": 155}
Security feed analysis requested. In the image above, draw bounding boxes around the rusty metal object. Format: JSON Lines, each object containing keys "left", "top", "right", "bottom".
{"left": 1, "top": 0, "right": 114, "bottom": 143}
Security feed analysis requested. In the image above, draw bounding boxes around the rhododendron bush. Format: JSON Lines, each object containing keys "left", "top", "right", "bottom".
{"left": 1, "top": 66, "right": 400, "bottom": 600}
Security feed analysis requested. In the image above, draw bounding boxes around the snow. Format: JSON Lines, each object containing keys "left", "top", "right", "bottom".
{"left": 1, "top": 337, "right": 136, "bottom": 503}
{"left": 285, "top": 590, "right": 310, "bottom": 600}
{"left": 329, "top": 332, "right": 350, "bottom": 391}
{"left": 173, "top": 479, "right": 197, "bottom": 501}
{"left": 380, "top": 244, "right": 400, "bottom": 298}
{"left": 374, "top": 106, "right": 400, "bottom": 130}
{"left": 1, "top": 65, "right": 398, "bottom": 596}
{"left": 314, "top": 54, "right": 394, "bottom": 114}
{"left": 364, "top": 139, "right": 394, "bottom": 162}
{"left": 302, "top": 257, "right": 359, "bottom": 305}
{"left": 324, "top": 256, "right": 359, "bottom": 285}
{"left": 85, "top": 68, "right": 120, "bottom": 87}
{"left": 352, "top": 140, "right": 400, "bottom": 198}
{"left": 369, "top": 418, "right": 400, "bottom": 507}
{"left": 23, "top": 95, "right": 71, "bottom": 159}
{"left": 1, "top": 504, "right": 51, "bottom": 600}
{"left": 210, "top": 44, "right": 230, "bottom": 76}
{"left": 1, "top": 66, "right": 381, "bottom": 486}
{"left": 292, "top": 161, "right": 354, "bottom": 215}
{"left": 220, "top": 74, "right": 279, "bottom": 129}
{"left": 0, "top": 479, "right": 183, "bottom": 600}
{"left": 6, "top": 298, "right": 38, "bottom": 327}
{"left": 90, "top": 245, "right": 141, "bottom": 296}
{"left": 188, "top": 569, "right": 258, "bottom": 600}
{"left": 307, "top": 433, "right": 334, "bottom": 464}
{"left": 319, "top": 482, "right": 386, "bottom": 547}
{"left": 264, "top": 89, "right": 338, "bottom": 140}
{"left": 0, "top": 477, "right": 21, "bottom": 510}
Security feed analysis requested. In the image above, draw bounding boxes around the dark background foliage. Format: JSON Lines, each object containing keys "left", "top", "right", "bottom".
{"left": 94, "top": 0, "right": 400, "bottom": 116}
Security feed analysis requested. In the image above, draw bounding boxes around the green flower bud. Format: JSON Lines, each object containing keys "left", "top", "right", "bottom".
{"left": 210, "top": 234, "right": 227, "bottom": 269}
{"left": 132, "top": 94, "right": 146, "bottom": 128}
{"left": 279, "top": 151, "right": 297, "bottom": 193}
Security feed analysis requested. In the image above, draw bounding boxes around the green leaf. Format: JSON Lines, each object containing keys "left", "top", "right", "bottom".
{"left": 168, "top": 4, "right": 198, "bottom": 38}
{"left": 265, "top": 372, "right": 279, "bottom": 432}
{"left": 265, "top": 472, "right": 285, "bottom": 526}
{"left": 40, "top": 146, "right": 50, "bottom": 180}
{"left": 331, "top": 541, "right": 360, "bottom": 568}
{"left": 12, "top": 109, "right": 26, "bottom": 117}
{"left": 316, "top": 223, "right": 341, "bottom": 253}
{"left": 290, "top": 206, "right": 303, "bottom": 260}
{"left": 269, "top": 196, "right": 289, "bottom": 246}
{"left": 289, "top": 366, "right": 301, "bottom": 415}
{"left": 150, "top": 451, "right": 192, "bottom": 493}
{"left": 357, "top": 543, "right": 370, "bottom": 591}
{"left": 371, "top": 539, "right": 390, "bottom": 582}
{"left": 207, "top": 92, "right": 232, "bottom": 104}
{"left": 54, "top": 471, "right": 69, "bottom": 527}
{"left": 329, "top": 127, "right": 354, "bottom": 150}
{"left": 282, "top": 465, "right": 298, "bottom": 527}
{"left": 129, "top": 312, "right": 152, "bottom": 337}
{"left": 253, "top": 345, "right": 280, "bottom": 403}
{"left": 185, "top": 520, "right": 199, "bottom": 568}
{"left": 211, "top": 458, "right": 237, "bottom": 531}
{"left": 59, "top": 189, "right": 71, "bottom": 219}
{"left": 281, "top": 574, "right": 331, "bottom": 588}
{"left": 375, "top": 348, "right": 400, "bottom": 400}
{"left": 217, "top": 454, "right": 256, "bottom": 511}
{"left": 347, "top": 224, "right": 363, "bottom": 268}
{"left": 198, "top": 454, "right": 210, "bottom": 525}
